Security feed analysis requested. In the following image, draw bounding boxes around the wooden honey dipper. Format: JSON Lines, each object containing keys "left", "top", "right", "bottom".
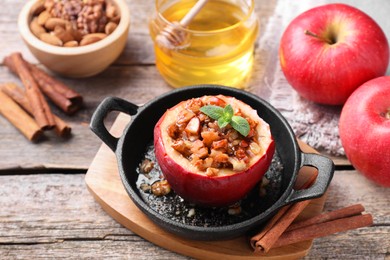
{"left": 156, "top": 0, "right": 209, "bottom": 49}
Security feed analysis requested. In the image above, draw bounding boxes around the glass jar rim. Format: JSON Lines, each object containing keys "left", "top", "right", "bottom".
{"left": 155, "top": 0, "right": 256, "bottom": 34}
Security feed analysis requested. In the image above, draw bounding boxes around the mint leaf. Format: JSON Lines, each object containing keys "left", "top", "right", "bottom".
{"left": 200, "top": 105, "right": 224, "bottom": 120}
{"left": 223, "top": 104, "right": 234, "bottom": 121}
{"left": 200, "top": 104, "right": 250, "bottom": 136}
{"left": 218, "top": 117, "right": 229, "bottom": 128}
{"left": 231, "top": 116, "right": 250, "bottom": 137}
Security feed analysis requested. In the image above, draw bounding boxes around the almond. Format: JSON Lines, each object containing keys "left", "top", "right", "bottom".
{"left": 63, "top": 41, "right": 79, "bottom": 47}
{"left": 106, "top": 3, "right": 118, "bottom": 18}
{"left": 65, "top": 23, "right": 83, "bottom": 42}
{"left": 30, "top": 18, "right": 46, "bottom": 38}
{"left": 80, "top": 34, "right": 106, "bottom": 46}
{"left": 39, "top": 33, "right": 63, "bottom": 46}
{"left": 37, "top": 10, "right": 51, "bottom": 26}
{"left": 44, "top": 18, "right": 69, "bottom": 30}
{"left": 105, "top": 22, "right": 117, "bottom": 35}
{"left": 53, "top": 26, "right": 74, "bottom": 43}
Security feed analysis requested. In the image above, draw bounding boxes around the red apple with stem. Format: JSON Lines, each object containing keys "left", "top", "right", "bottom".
{"left": 279, "top": 3, "right": 389, "bottom": 105}
{"left": 339, "top": 76, "right": 390, "bottom": 187}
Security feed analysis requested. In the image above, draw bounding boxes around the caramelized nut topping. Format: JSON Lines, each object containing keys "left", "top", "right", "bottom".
{"left": 168, "top": 97, "right": 261, "bottom": 174}
{"left": 151, "top": 180, "right": 171, "bottom": 196}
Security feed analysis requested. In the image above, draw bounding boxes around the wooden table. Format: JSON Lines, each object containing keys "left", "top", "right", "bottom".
{"left": 1, "top": 0, "right": 389, "bottom": 259}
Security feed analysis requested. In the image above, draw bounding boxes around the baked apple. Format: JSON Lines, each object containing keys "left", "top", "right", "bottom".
{"left": 154, "top": 95, "right": 275, "bottom": 207}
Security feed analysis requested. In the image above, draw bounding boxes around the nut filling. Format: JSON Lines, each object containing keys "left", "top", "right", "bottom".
{"left": 166, "top": 96, "right": 262, "bottom": 176}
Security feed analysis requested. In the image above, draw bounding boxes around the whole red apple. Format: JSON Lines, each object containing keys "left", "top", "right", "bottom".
{"left": 279, "top": 3, "right": 389, "bottom": 105}
{"left": 339, "top": 76, "right": 390, "bottom": 187}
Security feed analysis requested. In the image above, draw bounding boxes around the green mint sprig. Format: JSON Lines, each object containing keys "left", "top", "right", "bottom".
{"left": 200, "top": 104, "right": 250, "bottom": 137}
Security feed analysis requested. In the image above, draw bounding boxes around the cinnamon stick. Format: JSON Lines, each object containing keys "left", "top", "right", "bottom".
{"left": 286, "top": 204, "right": 365, "bottom": 232}
{"left": 7, "top": 53, "right": 56, "bottom": 130}
{"left": 272, "top": 214, "right": 373, "bottom": 249}
{"left": 250, "top": 171, "right": 318, "bottom": 253}
{"left": 1, "top": 83, "right": 71, "bottom": 137}
{"left": 4, "top": 53, "right": 83, "bottom": 115}
{"left": 28, "top": 64, "right": 83, "bottom": 114}
{"left": 0, "top": 90, "right": 43, "bottom": 142}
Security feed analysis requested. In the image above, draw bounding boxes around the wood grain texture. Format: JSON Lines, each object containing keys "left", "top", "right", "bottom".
{"left": 0, "top": 171, "right": 388, "bottom": 259}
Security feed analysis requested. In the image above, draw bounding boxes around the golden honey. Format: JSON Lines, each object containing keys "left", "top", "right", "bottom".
{"left": 149, "top": 0, "right": 259, "bottom": 88}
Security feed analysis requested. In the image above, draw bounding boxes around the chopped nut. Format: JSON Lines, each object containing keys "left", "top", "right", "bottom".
{"left": 228, "top": 205, "right": 242, "bottom": 215}
{"left": 140, "top": 159, "right": 154, "bottom": 174}
{"left": 151, "top": 180, "right": 171, "bottom": 196}
{"left": 213, "top": 153, "right": 229, "bottom": 164}
{"left": 185, "top": 98, "right": 204, "bottom": 113}
{"left": 191, "top": 140, "right": 208, "bottom": 159}
{"left": 206, "top": 167, "right": 219, "bottom": 177}
{"left": 212, "top": 139, "right": 228, "bottom": 152}
{"left": 228, "top": 157, "right": 246, "bottom": 171}
{"left": 177, "top": 109, "right": 195, "bottom": 125}
{"left": 187, "top": 208, "right": 196, "bottom": 218}
{"left": 201, "top": 131, "right": 220, "bottom": 147}
{"left": 172, "top": 140, "right": 192, "bottom": 156}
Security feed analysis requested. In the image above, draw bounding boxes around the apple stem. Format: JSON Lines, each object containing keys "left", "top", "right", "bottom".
{"left": 304, "top": 30, "right": 334, "bottom": 45}
{"left": 386, "top": 109, "right": 390, "bottom": 120}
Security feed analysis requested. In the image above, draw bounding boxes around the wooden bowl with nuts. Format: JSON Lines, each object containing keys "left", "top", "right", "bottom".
{"left": 18, "top": 0, "right": 130, "bottom": 78}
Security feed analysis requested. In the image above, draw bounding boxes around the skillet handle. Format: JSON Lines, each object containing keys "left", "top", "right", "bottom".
{"left": 90, "top": 97, "right": 139, "bottom": 152}
{"left": 285, "top": 153, "right": 335, "bottom": 204}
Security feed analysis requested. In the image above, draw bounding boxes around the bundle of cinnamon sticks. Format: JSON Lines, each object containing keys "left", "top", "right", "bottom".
{"left": 0, "top": 52, "right": 83, "bottom": 141}
{"left": 250, "top": 173, "right": 373, "bottom": 253}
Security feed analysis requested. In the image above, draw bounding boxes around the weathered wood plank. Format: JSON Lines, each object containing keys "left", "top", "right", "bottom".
{"left": 0, "top": 171, "right": 388, "bottom": 259}
{"left": 1, "top": 241, "right": 190, "bottom": 260}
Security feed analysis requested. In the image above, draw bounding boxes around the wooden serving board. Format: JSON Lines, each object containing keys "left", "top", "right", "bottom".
{"left": 85, "top": 113, "right": 327, "bottom": 260}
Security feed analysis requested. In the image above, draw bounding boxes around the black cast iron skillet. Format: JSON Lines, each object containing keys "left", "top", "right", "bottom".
{"left": 90, "top": 85, "right": 334, "bottom": 240}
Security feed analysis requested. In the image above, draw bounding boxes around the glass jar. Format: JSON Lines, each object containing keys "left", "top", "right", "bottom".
{"left": 149, "top": 0, "right": 259, "bottom": 88}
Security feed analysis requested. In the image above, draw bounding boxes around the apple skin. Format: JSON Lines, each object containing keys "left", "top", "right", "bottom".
{"left": 154, "top": 98, "right": 275, "bottom": 207}
{"left": 339, "top": 76, "right": 390, "bottom": 187}
{"left": 279, "top": 3, "right": 389, "bottom": 105}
